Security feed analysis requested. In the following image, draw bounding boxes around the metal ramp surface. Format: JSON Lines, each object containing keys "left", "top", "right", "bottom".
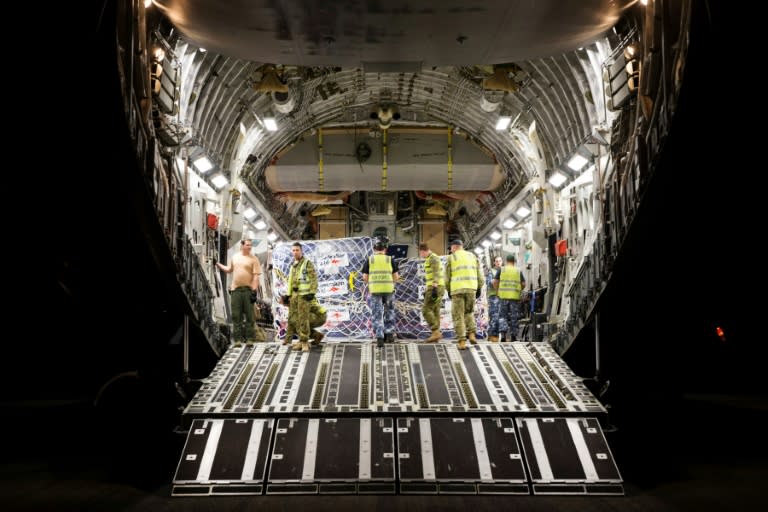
{"left": 173, "top": 341, "right": 623, "bottom": 496}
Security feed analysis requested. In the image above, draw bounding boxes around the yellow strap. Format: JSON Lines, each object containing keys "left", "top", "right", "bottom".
{"left": 447, "top": 127, "right": 453, "bottom": 191}
{"left": 381, "top": 129, "right": 388, "bottom": 190}
{"left": 318, "top": 128, "right": 324, "bottom": 192}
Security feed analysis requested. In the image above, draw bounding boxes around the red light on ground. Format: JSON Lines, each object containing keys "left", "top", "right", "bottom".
{"left": 716, "top": 326, "right": 726, "bottom": 341}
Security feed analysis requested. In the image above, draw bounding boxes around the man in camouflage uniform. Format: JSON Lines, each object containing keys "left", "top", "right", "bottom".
{"left": 444, "top": 239, "right": 483, "bottom": 350}
{"left": 285, "top": 242, "right": 319, "bottom": 352}
{"left": 282, "top": 295, "right": 327, "bottom": 347}
{"left": 418, "top": 242, "right": 444, "bottom": 343}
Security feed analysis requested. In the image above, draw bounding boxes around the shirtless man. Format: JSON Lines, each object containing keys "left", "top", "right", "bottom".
{"left": 216, "top": 239, "right": 262, "bottom": 343}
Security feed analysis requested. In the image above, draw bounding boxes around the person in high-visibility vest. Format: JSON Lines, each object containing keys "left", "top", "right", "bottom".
{"left": 285, "top": 242, "right": 319, "bottom": 352}
{"left": 493, "top": 254, "right": 526, "bottom": 342}
{"left": 486, "top": 255, "right": 503, "bottom": 342}
{"left": 418, "top": 243, "right": 445, "bottom": 343}
{"left": 444, "top": 239, "right": 483, "bottom": 350}
{"left": 362, "top": 236, "right": 400, "bottom": 348}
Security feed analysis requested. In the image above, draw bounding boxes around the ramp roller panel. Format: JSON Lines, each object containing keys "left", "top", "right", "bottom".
{"left": 172, "top": 418, "right": 273, "bottom": 496}
{"left": 267, "top": 417, "right": 395, "bottom": 494}
{"left": 516, "top": 417, "right": 623, "bottom": 495}
{"left": 527, "top": 342, "right": 606, "bottom": 413}
{"left": 397, "top": 417, "right": 528, "bottom": 495}
{"left": 182, "top": 342, "right": 605, "bottom": 419}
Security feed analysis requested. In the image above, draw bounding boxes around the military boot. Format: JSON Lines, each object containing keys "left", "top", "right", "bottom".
{"left": 385, "top": 333, "right": 395, "bottom": 344}
{"left": 468, "top": 332, "right": 478, "bottom": 345}
{"left": 311, "top": 331, "right": 324, "bottom": 346}
{"left": 301, "top": 341, "right": 310, "bottom": 352}
{"left": 458, "top": 339, "right": 467, "bottom": 350}
{"left": 376, "top": 338, "right": 385, "bottom": 348}
{"left": 291, "top": 342, "right": 302, "bottom": 350}
{"left": 488, "top": 335, "right": 499, "bottom": 343}
{"left": 425, "top": 329, "right": 441, "bottom": 343}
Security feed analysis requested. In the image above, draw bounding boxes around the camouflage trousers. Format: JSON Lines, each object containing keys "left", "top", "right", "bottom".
{"left": 421, "top": 286, "right": 444, "bottom": 331}
{"left": 450, "top": 291, "right": 476, "bottom": 341}
{"left": 285, "top": 295, "right": 327, "bottom": 342}
{"left": 498, "top": 299, "right": 520, "bottom": 340}
{"left": 487, "top": 295, "right": 500, "bottom": 337}
{"left": 369, "top": 293, "right": 395, "bottom": 339}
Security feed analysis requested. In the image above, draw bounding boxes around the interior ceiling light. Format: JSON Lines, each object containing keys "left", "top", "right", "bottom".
{"left": 567, "top": 154, "right": 588, "bottom": 171}
{"left": 267, "top": 230, "right": 278, "bottom": 242}
{"left": 474, "top": 247, "right": 484, "bottom": 255}
{"left": 264, "top": 118, "right": 278, "bottom": 131}
{"left": 193, "top": 156, "right": 213, "bottom": 173}
{"left": 481, "top": 240, "right": 492, "bottom": 248}
{"left": 254, "top": 219, "right": 267, "bottom": 230}
{"left": 495, "top": 116, "right": 512, "bottom": 131}
{"left": 516, "top": 206, "right": 531, "bottom": 218}
{"left": 503, "top": 218, "right": 516, "bottom": 229}
{"left": 243, "top": 207, "right": 256, "bottom": 219}
{"left": 548, "top": 170, "right": 568, "bottom": 187}
{"left": 490, "top": 231, "right": 502, "bottom": 240}
{"left": 211, "top": 174, "right": 229, "bottom": 189}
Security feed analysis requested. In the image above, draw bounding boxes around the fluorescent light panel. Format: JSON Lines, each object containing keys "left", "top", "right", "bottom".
{"left": 495, "top": 116, "right": 512, "bottom": 131}
{"left": 264, "top": 118, "right": 278, "bottom": 131}
{"left": 567, "top": 154, "right": 588, "bottom": 171}
{"left": 548, "top": 170, "right": 568, "bottom": 187}
{"left": 193, "top": 156, "right": 213, "bottom": 173}
{"left": 211, "top": 174, "right": 229, "bottom": 189}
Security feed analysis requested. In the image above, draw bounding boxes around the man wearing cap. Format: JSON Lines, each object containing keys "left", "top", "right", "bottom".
{"left": 362, "top": 236, "right": 399, "bottom": 348}
{"left": 418, "top": 243, "right": 444, "bottom": 343}
{"left": 444, "top": 239, "right": 483, "bottom": 350}
{"left": 493, "top": 254, "right": 526, "bottom": 342}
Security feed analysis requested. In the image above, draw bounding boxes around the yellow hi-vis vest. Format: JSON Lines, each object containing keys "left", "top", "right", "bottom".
{"left": 424, "top": 253, "right": 444, "bottom": 287}
{"left": 498, "top": 266, "right": 522, "bottom": 300}
{"left": 288, "top": 258, "right": 312, "bottom": 295}
{"left": 368, "top": 254, "right": 394, "bottom": 294}
{"left": 449, "top": 250, "right": 479, "bottom": 291}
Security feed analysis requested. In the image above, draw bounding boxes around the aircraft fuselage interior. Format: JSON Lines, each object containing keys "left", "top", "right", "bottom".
{"left": 24, "top": 0, "right": 762, "bottom": 505}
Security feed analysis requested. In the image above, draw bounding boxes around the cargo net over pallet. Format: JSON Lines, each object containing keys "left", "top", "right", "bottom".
{"left": 270, "top": 237, "right": 488, "bottom": 341}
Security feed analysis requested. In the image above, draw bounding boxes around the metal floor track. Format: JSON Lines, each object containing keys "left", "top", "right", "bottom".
{"left": 174, "top": 341, "right": 622, "bottom": 496}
